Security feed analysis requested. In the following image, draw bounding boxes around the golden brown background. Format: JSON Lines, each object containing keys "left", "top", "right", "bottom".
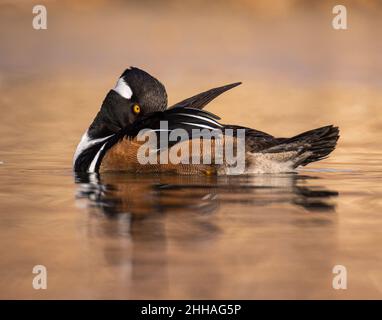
{"left": 0, "top": 0, "right": 382, "bottom": 299}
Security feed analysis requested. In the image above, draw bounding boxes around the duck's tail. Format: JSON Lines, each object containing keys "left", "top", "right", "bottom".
{"left": 261, "top": 125, "right": 340, "bottom": 168}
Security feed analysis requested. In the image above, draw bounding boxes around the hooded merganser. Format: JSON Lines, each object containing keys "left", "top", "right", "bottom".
{"left": 73, "top": 67, "right": 339, "bottom": 175}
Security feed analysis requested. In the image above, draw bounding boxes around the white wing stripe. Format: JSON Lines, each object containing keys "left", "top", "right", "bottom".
{"left": 73, "top": 130, "right": 114, "bottom": 165}
{"left": 180, "top": 122, "right": 217, "bottom": 130}
{"left": 176, "top": 113, "right": 223, "bottom": 127}
{"left": 88, "top": 141, "right": 108, "bottom": 173}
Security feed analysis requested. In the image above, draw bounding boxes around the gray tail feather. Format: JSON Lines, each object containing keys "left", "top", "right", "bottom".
{"left": 285, "top": 125, "right": 340, "bottom": 166}
{"left": 263, "top": 125, "right": 340, "bottom": 167}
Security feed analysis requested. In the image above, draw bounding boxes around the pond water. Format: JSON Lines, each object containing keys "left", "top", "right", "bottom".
{"left": 0, "top": 1, "right": 382, "bottom": 299}
{"left": 1, "top": 78, "right": 381, "bottom": 299}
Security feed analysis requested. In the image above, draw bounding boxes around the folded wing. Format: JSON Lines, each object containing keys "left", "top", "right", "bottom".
{"left": 169, "top": 82, "right": 241, "bottom": 111}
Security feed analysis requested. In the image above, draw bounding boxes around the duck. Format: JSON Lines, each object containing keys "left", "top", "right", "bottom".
{"left": 73, "top": 67, "right": 339, "bottom": 175}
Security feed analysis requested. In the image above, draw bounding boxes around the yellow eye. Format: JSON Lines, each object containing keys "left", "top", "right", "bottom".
{"left": 132, "top": 104, "right": 140, "bottom": 115}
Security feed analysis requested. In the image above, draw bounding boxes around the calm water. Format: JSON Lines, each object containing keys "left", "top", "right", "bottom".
{"left": 1, "top": 1, "right": 382, "bottom": 299}
{"left": 1, "top": 83, "right": 381, "bottom": 298}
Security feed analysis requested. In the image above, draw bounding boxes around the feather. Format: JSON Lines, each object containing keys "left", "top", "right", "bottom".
{"left": 169, "top": 82, "right": 241, "bottom": 111}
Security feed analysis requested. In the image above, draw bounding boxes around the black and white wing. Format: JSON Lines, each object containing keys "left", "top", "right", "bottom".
{"left": 121, "top": 107, "right": 224, "bottom": 151}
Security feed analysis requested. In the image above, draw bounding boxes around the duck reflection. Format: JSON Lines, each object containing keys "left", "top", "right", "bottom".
{"left": 74, "top": 172, "right": 338, "bottom": 298}
{"left": 75, "top": 172, "right": 339, "bottom": 217}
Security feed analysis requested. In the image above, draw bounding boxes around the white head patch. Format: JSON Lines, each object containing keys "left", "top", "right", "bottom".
{"left": 113, "top": 77, "right": 133, "bottom": 99}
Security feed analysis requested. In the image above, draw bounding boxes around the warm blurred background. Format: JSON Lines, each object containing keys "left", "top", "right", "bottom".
{"left": 1, "top": 0, "right": 382, "bottom": 162}
{"left": 1, "top": 0, "right": 382, "bottom": 299}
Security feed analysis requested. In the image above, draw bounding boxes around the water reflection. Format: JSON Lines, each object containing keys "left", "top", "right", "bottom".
{"left": 73, "top": 172, "right": 339, "bottom": 297}
{"left": 75, "top": 172, "right": 339, "bottom": 218}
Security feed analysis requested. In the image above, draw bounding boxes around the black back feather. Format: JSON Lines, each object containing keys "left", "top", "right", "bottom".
{"left": 169, "top": 82, "right": 241, "bottom": 110}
